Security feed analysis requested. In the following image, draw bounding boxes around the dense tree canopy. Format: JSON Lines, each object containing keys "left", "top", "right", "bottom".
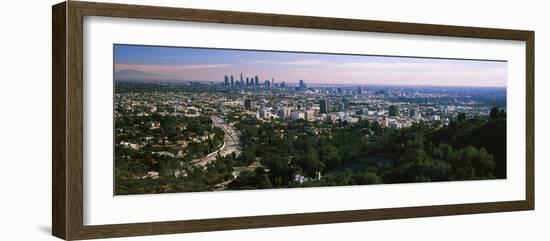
{"left": 115, "top": 103, "right": 506, "bottom": 193}
{"left": 228, "top": 107, "right": 506, "bottom": 190}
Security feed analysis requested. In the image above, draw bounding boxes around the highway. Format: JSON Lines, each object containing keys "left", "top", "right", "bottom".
{"left": 191, "top": 116, "right": 241, "bottom": 167}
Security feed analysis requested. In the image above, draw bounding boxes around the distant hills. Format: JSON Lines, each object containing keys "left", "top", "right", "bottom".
{"left": 114, "top": 69, "right": 166, "bottom": 81}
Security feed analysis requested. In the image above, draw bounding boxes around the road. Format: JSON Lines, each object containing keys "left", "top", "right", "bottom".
{"left": 213, "top": 161, "right": 262, "bottom": 191}
{"left": 191, "top": 116, "right": 241, "bottom": 167}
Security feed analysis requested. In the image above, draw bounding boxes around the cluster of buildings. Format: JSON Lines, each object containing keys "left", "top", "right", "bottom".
{"left": 223, "top": 73, "right": 289, "bottom": 89}
{"left": 212, "top": 81, "right": 500, "bottom": 129}
{"left": 116, "top": 78, "right": 503, "bottom": 135}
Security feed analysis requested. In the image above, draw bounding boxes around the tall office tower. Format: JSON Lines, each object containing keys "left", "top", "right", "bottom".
{"left": 298, "top": 80, "right": 307, "bottom": 91}
{"left": 272, "top": 78, "right": 275, "bottom": 87}
{"left": 254, "top": 75, "right": 259, "bottom": 86}
{"left": 320, "top": 99, "right": 330, "bottom": 114}
{"left": 224, "top": 75, "right": 229, "bottom": 85}
{"left": 409, "top": 107, "right": 420, "bottom": 119}
{"left": 245, "top": 77, "right": 249, "bottom": 86}
{"left": 357, "top": 86, "right": 362, "bottom": 94}
{"left": 244, "top": 99, "right": 252, "bottom": 110}
{"left": 389, "top": 105, "right": 399, "bottom": 116}
{"left": 240, "top": 73, "right": 244, "bottom": 83}
{"left": 264, "top": 80, "right": 271, "bottom": 88}
{"left": 281, "top": 81, "right": 286, "bottom": 88}
{"left": 230, "top": 76, "right": 234, "bottom": 86}
{"left": 341, "top": 98, "right": 348, "bottom": 111}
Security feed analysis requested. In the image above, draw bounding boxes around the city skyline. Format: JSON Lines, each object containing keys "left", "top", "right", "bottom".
{"left": 114, "top": 44, "right": 508, "bottom": 87}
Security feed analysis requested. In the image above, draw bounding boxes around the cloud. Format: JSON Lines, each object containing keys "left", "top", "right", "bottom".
{"left": 153, "top": 56, "right": 190, "bottom": 60}
{"left": 251, "top": 60, "right": 277, "bottom": 64}
{"left": 278, "top": 60, "right": 506, "bottom": 87}
{"left": 335, "top": 62, "right": 447, "bottom": 71}
{"left": 280, "top": 59, "right": 327, "bottom": 66}
{"left": 261, "top": 59, "right": 499, "bottom": 74}
{"left": 115, "top": 63, "right": 231, "bottom": 74}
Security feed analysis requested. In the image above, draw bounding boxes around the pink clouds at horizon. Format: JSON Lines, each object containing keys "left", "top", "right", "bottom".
{"left": 114, "top": 60, "right": 507, "bottom": 87}
{"left": 115, "top": 63, "right": 232, "bottom": 74}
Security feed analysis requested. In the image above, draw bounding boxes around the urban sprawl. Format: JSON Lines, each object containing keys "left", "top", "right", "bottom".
{"left": 114, "top": 73, "right": 507, "bottom": 194}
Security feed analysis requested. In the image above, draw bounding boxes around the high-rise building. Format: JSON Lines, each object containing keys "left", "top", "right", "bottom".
{"left": 244, "top": 99, "right": 252, "bottom": 110}
{"left": 264, "top": 80, "right": 271, "bottom": 88}
{"left": 254, "top": 76, "right": 259, "bottom": 86}
{"left": 389, "top": 105, "right": 399, "bottom": 116}
{"left": 230, "top": 76, "right": 234, "bottom": 86}
{"left": 240, "top": 73, "right": 244, "bottom": 83}
{"left": 224, "top": 75, "right": 229, "bottom": 85}
{"left": 277, "top": 107, "right": 292, "bottom": 119}
{"left": 305, "top": 110, "right": 315, "bottom": 121}
{"left": 320, "top": 99, "right": 330, "bottom": 114}
{"left": 412, "top": 106, "right": 421, "bottom": 120}
{"left": 298, "top": 80, "right": 307, "bottom": 91}
{"left": 341, "top": 98, "right": 348, "bottom": 111}
{"left": 290, "top": 111, "right": 305, "bottom": 120}
{"left": 259, "top": 108, "right": 270, "bottom": 119}
{"left": 357, "top": 86, "right": 362, "bottom": 94}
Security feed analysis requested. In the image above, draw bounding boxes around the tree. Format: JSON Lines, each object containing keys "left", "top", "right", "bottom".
{"left": 456, "top": 113, "right": 466, "bottom": 123}
{"left": 389, "top": 105, "right": 399, "bottom": 116}
{"left": 489, "top": 106, "right": 506, "bottom": 120}
{"left": 355, "top": 172, "right": 382, "bottom": 185}
{"left": 320, "top": 144, "right": 341, "bottom": 169}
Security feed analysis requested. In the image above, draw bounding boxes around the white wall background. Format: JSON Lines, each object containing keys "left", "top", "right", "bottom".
{"left": 0, "top": 0, "right": 547, "bottom": 240}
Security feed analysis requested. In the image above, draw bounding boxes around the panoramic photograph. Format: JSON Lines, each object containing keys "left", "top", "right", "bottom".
{"left": 113, "top": 44, "right": 507, "bottom": 195}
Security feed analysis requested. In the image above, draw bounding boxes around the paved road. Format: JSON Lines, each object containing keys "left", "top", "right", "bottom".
{"left": 213, "top": 161, "right": 262, "bottom": 191}
{"left": 191, "top": 116, "right": 241, "bottom": 167}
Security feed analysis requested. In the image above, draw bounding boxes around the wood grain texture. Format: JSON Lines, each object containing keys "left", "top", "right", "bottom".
{"left": 52, "top": 2, "right": 67, "bottom": 240}
{"left": 525, "top": 32, "right": 535, "bottom": 209}
{"left": 72, "top": 1, "right": 533, "bottom": 40}
{"left": 51, "top": 1, "right": 535, "bottom": 240}
{"left": 74, "top": 201, "right": 530, "bottom": 240}
{"left": 66, "top": 2, "right": 85, "bottom": 240}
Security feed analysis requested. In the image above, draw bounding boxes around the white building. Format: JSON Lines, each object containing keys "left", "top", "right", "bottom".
{"left": 305, "top": 110, "right": 315, "bottom": 121}
{"left": 290, "top": 111, "right": 305, "bottom": 120}
{"left": 277, "top": 107, "right": 292, "bottom": 119}
{"left": 219, "top": 100, "right": 244, "bottom": 108}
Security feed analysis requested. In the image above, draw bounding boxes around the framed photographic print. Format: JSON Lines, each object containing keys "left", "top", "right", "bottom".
{"left": 52, "top": 1, "right": 534, "bottom": 240}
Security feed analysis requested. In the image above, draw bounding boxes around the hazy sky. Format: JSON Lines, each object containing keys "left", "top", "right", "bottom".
{"left": 114, "top": 44, "right": 507, "bottom": 87}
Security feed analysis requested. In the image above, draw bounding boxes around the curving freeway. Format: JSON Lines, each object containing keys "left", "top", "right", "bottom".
{"left": 191, "top": 116, "right": 241, "bottom": 167}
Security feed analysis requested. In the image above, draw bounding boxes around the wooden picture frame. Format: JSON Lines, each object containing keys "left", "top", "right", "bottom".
{"left": 52, "top": 1, "right": 534, "bottom": 240}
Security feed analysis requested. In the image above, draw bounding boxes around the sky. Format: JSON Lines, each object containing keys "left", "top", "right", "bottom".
{"left": 114, "top": 44, "right": 507, "bottom": 87}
